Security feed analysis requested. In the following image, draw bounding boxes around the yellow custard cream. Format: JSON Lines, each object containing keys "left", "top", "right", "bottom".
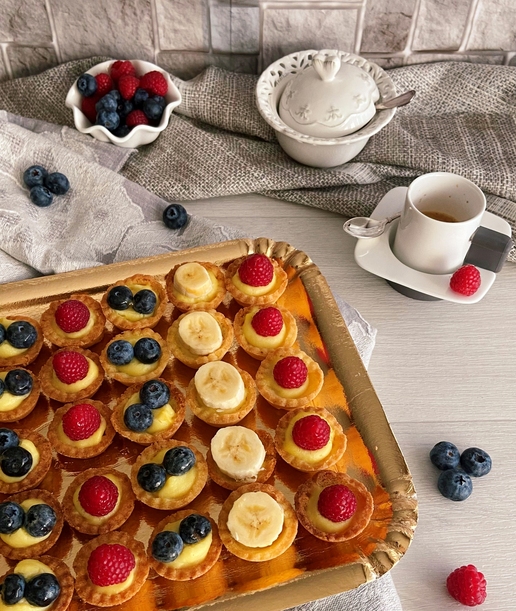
{"left": 283, "top": 412, "right": 334, "bottom": 463}
{"left": 0, "top": 439, "right": 39, "bottom": 483}
{"left": 150, "top": 449, "right": 197, "bottom": 499}
{"left": 57, "top": 416, "right": 107, "bottom": 448}
{"left": 93, "top": 567, "right": 135, "bottom": 595}
{"left": 306, "top": 488, "right": 352, "bottom": 533}
{"left": 270, "top": 373, "right": 309, "bottom": 399}
{"left": 0, "top": 372, "right": 30, "bottom": 412}
{"left": 162, "top": 519, "right": 212, "bottom": 568}
{"left": 52, "top": 358, "right": 99, "bottom": 393}
{"left": 242, "top": 308, "right": 286, "bottom": 349}
{"left": 0, "top": 499, "right": 52, "bottom": 548}
{"left": 114, "top": 284, "right": 157, "bottom": 321}
{"left": 0, "top": 560, "right": 56, "bottom": 611}
{"left": 124, "top": 393, "right": 175, "bottom": 434}
{"left": 73, "top": 475, "right": 121, "bottom": 525}
{"left": 0, "top": 319, "right": 27, "bottom": 358}
{"left": 232, "top": 273, "right": 280, "bottom": 297}
{"left": 51, "top": 310, "right": 95, "bottom": 339}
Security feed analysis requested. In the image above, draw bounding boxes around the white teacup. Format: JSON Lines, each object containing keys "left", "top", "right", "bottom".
{"left": 392, "top": 172, "right": 486, "bottom": 274}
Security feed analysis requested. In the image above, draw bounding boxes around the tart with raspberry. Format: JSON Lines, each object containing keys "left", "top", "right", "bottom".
{"left": 274, "top": 407, "right": 347, "bottom": 472}
{"left": 294, "top": 470, "right": 374, "bottom": 542}
{"left": 148, "top": 510, "right": 222, "bottom": 580}
{"left": 225, "top": 253, "right": 288, "bottom": 307}
{"left": 101, "top": 273, "right": 167, "bottom": 330}
{"left": 165, "top": 261, "right": 226, "bottom": 312}
{"left": 0, "top": 316, "right": 43, "bottom": 368}
{"left": 0, "top": 368, "right": 41, "bottom": 423}
{"left": 0, "top": 429, "right": 52, "bottom": 494}
{"left": 256, "top": 348, "right": 324, "bottom": 409}
{"left": 233, "top": 304, "right": 297, "bottom": 360}
{"left": 62, "top": 467, "right": 135, "bottom": 535}
{"left": 47, "top": 400, "right": 116, "bottom": 458}
{"left": 73, "top": 531, "right": 149, "bottom": 607}
{"left": 130, "top": 439, "right": 208, "bottom": 510}
{"left": 111, "top": 378, "right": 186, "bottom": 445}
{"left": 40, "top": 294, "right": 105, "bottom": 348}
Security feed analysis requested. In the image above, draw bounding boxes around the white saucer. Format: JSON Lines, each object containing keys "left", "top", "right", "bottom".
{"left": 352, "top": 187, "right": 512, "bottom": 303}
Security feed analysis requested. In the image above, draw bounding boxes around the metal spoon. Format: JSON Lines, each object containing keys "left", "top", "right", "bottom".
{"left": 343, "top": 213, "right": 401, "bottom": 238}
{"left": 375, "top": 90, "right": 415, "bottom": 110}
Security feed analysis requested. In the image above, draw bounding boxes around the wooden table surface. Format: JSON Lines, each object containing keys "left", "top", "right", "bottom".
{"left": 188, "top": 193, "right": 516, "bottom": 611}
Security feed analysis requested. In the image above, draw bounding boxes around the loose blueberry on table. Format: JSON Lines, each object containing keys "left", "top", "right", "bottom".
{"left": 460, "top": 447, "right": 492, "bottom": 477}
{"left": 437, "top": 468, "right": 473, "bottom": 501}
{"left": 429, "top": 441, "right": 461, "bottom": 470}
{"left": 163, "top": 204, "right": 188, "bottom": 230}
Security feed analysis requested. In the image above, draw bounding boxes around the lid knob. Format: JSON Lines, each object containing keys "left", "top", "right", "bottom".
{"left": 312, "top": 53, "right": 341, "bottom": 82}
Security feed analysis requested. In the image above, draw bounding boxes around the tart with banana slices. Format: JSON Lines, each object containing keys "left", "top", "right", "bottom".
{"left": 165, "top": 261, "right": 226, "bottom": 312}
{"left": 186, "top": 361, "right": 256, "bottom": 427}
{"left": 0, "top": 368, "right": 40, "bottom": 423}
{"left": 0, "top": 316, "right": 43, "bottom": 368}
{"left": 218, "top": 483, "right": 298, "bottom": 562}
{"left": 0, "top": 429, "right": 52, "bottom": 495}
{"left": 225, "top": 253, "right": 288, "bottom": 307}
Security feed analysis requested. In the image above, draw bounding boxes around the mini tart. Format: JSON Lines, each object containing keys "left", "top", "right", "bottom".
{"left": 294, "top": 470, "right": 374, "bottom": 543}
{"left": 0, "top": 429, "right": 52, "bottom": 494}
{"left": 130, "top": 439, "right": 208, "bottom": 510}
{"left": 40, "top": 294, "right": 106, "bottom": 348}
{"left": 166, "top": 310, "right": 234, "bottom": 369}
{"left": 39, "top": 347, "right": 104, "bottom": 403}
{"left": 47, "top": 400, "right": 116, "bottom": 458}
{"left": 224, "top": 256, "right": 288, "bottom": 307}
{"left": 256, "top": 347, "right": 324, "bottom": 410}
{"left": 0, "top": 368, "right": 41, "bottom": 423}
{"left": 148, "top": 510, "right": 222, "bottom": 580}
{"left": 218, "top": 483, "right": 298, "bottom": 562}
{"left": 0, "top": 316, "right": 44, "bottom": 368}
{"left": 0, "top": 489, "right": 64, "bottom": 560}
{"left": 274, "top": 407, "right": 347, "bottom": 472}
{"left": 207, "top": 429, "right": 276, "bottom": 491}
{"left": 165, "top": 262, "right": 226, "bottom": 312}
{"left": 73, "top": 531, "right": 149, "bottom": 607}
{"left": 101, "top": 273, "right": 167, "bottom": 330}
{"left": 62, "top": 467, "right": 135, "bottom": 535}
{"left": 100, "top": 328, "right": 171, "bottom": 386}
{"left": 233, "top": 305, "right": 298, "bottom": 360}
{"left": 111, "top": 379, "right": 186, "bottom": 445}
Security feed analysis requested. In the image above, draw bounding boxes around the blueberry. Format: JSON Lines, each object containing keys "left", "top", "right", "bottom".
{"left": 95, "top": 94, "right": 118, "bottom": 114}
{"left": 24, "top": 503, "right": 57, "bottom": 537}
{"left": 29, "top": 185, "right": 53, "bottom": 207}
{"left": 152, "top": 95, "right": 166, "bottom": 109}
{"left": 437, "top": 468, "right": 473, "bottom": 501}
{"left": 124, "top": 403, "right": 153, "bottom": 432}
{"left": 117, "top": 99, "right": 134, "bottom": 121}
{"left": 109, "top": 89, "right": 121, "bottom": 103}
{"left": 137, "top": 463, "right": 167, "bottom": 492}
{"left": 133, "top": 290, "right": 157, "bottom": 315}
{"left": 77, "top": 73, "right": 97, "bottom": 97}
{"left": 133, "top": 88, "right": 149, "bottom": 108}
{"left": 5, "top": 370, "right": 33, "bottom": 396}
{"left": 6, "top": 322, "right": 37, "bottom": 349}
{"left": 142, "top": 99, "right": 164, "bottom": 122}
{"left": 25, "top": 573, "right": 60, "bottom": 607}
{"left": 430, "top": 441, "right": 461, "bottom": 470}
{"left": 107, "top": 285, "right": 133, "bottom": 310}
{"left": 179, "top": 514, "right": 211, "bottom": 544}
{"left": 140, "top": 379, "right": 170, "bottom": 409}
{"left": 0, "top": 446, "right": 33, "bottom": 477}
{"left": 0, "top": 502, "right": 24, "bottom": 534}
{"left": 0, "top": 324, "right": 5, "bottom": 344}
{"left": 152, "top": 530, "right": 184, "bottom": 563}
{"left": 1, "top": 574, "right": 25, "bottom": 605}
{"left": 134, "top": 338, "right": 161, "bottom": 364}
{"left": 163, "top": 447, "right": 196, "bottom": 476}
{"left": 96, "top": 110, "right": 120, "bottom": 131}
{"left": 163, "top": 204, "right": 188, "bottom": 230}
{"left": 460, "top": 447, "right": 492, "bottom": 477}
{"left": 44, "top": 172, "right": 70, "bottom": 196}
{"left": 0, "top": 380, "right": 3, "bottom": 399}
{"left": 23, "top": 165, "right": 48, "bottom": 189}
{"left": 0, "top": 429, "right": 19, "bottom": 453}
{"left": 113, "top": 124, "right": 132, "bottom": 138}
{"left": 107, "top": 340, "right": 134, "bottom": 366}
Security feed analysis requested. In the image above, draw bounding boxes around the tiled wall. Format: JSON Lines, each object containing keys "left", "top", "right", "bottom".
{"left": 1, "top": 0, "right": 515, "bottom": 81}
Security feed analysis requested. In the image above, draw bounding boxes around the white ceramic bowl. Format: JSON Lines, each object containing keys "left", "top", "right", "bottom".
{"left": 256, "top": 50, "right": 397, "bottom": 168}
{"left": 65, "top": 59, "right": 181, "bottom": 148}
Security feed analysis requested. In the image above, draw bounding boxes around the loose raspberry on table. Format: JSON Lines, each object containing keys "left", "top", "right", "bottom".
{"left": 317, "top": 484, "right": 357, "bottom": 523}
{"left": 251, "top": 307, "right": 284, "bottom": 337}
{"left": 79, "top": 475, "right": 119, "bottom": 517}
{"left": 94, "top": 73, "right": 114, "bottom": 97}
{"left": 447, "top": 564, "right": 487, "bottom": 606}
{"left": 238, "top": 254, "right": 274, "bottom": 287}
{"left": 55, "top": 299, "right": 90, "bottom": 333}
{"left": 87, "top": 543, "right": 135, "bottom": 587}
{"left": 118, "top": 75, "right": 140, "bottom": 101}
{"left": 450, "top": 264, "right": 481, "bottom": 296}
{"left": 53, "top": 350, "right": 89, "bottom": 385}
{"left": 62, "top": 403, "right": 101, "bottom": 441}
{"left": 292, "top": 414, "right": 331, "bottom": 451}
{"left": 273, "top": 356, "right": 308, "bottom": 389}
{"left": 140, "top": 70, "right": 168, "bottom": 97}
{"left": 126, "top": 110, "right": 149, "bottom": 127}
{"left": 110, "top": 60, "right": 136, "bottom": 82}
{"left": 81, "top": 95, "right": 100, "bottom": 123}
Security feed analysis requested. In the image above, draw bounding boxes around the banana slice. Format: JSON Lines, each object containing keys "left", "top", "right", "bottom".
{"left": 227, "top": 491, "right": 284, "bottom": 548}
{"left": 174, "top": 263, "right": 212, "bottom": 299}
{"left": 211, "top": 427, "right": 266, "bottom": 481}
{"left": 194, "top": 362, "right": 245, "bottom": 411}
{"left": 178, "top": 311, "right": 223, "bottom": 355}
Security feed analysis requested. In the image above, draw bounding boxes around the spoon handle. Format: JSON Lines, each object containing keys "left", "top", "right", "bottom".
{"left": 375, "top": 90, "right": 415, "bottom": 110}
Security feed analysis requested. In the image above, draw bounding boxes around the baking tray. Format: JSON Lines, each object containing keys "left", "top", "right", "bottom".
{"left": 0, "top": 237, "right": 418, "bottom": 611}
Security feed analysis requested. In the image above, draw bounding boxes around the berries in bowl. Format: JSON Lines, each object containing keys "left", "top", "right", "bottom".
{"left": 65, "top": 60, "right": 181, "bottom": 148}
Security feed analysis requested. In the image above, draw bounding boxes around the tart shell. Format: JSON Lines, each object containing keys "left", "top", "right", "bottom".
{"left": 165, "top": 262, "right": 226, "bottom": 312}
{"left": 224, "top": 256, "right": 288, "bottom": 307}
{"left": 0, "top": 429, "right": 52, "bottom": 494}
{"left": 0, "top": 316, "right": 44, "bottom": 368}
{"left": 0, "top": 367, "right": 41, "bottom": 423}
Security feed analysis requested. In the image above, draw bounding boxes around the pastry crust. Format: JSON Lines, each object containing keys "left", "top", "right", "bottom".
{"left": 165, "top": 262, "right": 226, "bottom": 312}
{"left": 0, "top": 367, "right": 41, "bottom": 423}
{"left": 0, "top": 315, "right": 44, "bottom": 368}
{"left": 218, "top": 483, "right": 298, "bottom": 562}
{"left": 274, "top": 407, "right": 347, "bottom": 472}
{"left": 0, "top": 429, "right": 52, "bottom": 494}
{"left": 101, "top": 273, "right": 167, "bottom": 330}
{"left": 294, "top": 470, "right": 374, "bottom": 542}
{"left": 207, "top": 429, "right": 276, "bottom": 491}
{"left": 166, "top": 310, "right": 234, "bottom": 369}
{"left": 62, "top": 467, "right": 135, "bottom": 535}
{"left": 130, "top": 439, "right": 208, "bottom": 510}
{"left": 0, "top": 489, "right": 64, "bottom": 560}
{"left": 73, "top": 531, "right": 149, "bottom": 607}
{"left": 224, "top": 256, "right": 288, "bottom": 307}
{"left": 111, "top": 379, "right": 186, "bottom": 445}
{"left": 148, "top": 510, "right": 222, "bottom": 580}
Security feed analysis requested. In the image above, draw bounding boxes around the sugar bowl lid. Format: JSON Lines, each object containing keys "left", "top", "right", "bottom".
{"left": 279, "top": 51, "right": 380, "bottom": 138}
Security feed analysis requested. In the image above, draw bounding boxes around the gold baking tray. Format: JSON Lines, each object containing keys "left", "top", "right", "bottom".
{"left": 0, "top": 237, "right": 417, "bottom": 611}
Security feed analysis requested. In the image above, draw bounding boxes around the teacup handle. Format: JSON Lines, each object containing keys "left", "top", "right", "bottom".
{"left": 313, "top": 53, "right": 341, "bottom": 82}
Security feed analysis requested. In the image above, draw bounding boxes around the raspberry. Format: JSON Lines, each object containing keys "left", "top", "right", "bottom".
{"left": 292, "top": 414, "right": 330, "bottom": 450}
{"left": 78, "top": 475, "right": 119, "bottom": 517}
{"left": 52, "top": 350, "right": 89, "bottom": 384}
{"left": 447, "top": 565, "right": 487, "bottom": 606}
{"left": 238, "top": 254, "right": 274, "bottom": 287}
{"left": 273, "top": 356, "right": 307, "bottom": 389}
{"left": 94, "top": 73, "right": 113, "bottom": 97}
{"left": 81, "top": 94, "right": 100, "bottom": 123}
{"left": 251, "top": 307, "right": 284, "bottom": 337}
{"left": 118, "top": 75, "right": 140, "bottom": 101}
{"left": 55, "top": 299, "right": 90, "bottom": 333}
{"left": 140, "top": 70, "right": 168, "bottom": 96}
{"left": 110, "top": 60, "right": 136, "bottom": 82}
{"left": 126, "top": 110, "right": 149, "bottom": 127}
{"left": 87, "top": 543, "right": 135, "bottom": 587}
{"left": 62, "top": 403, "right": 101, "bottom": 441}
{"left": 450, "top": 264, "right": 481, "bottom": 296}
{"left": 317, "top": 484, "right": 357, "bottom": 522}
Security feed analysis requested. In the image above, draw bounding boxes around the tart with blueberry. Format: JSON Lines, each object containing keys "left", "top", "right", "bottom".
{"left": 47, "top": 400, "right": 116, "bottom": 459}
{"left": 148, "top": 510, "right": 222, "bottom": 580}
{"left": 0, "top": 368, "right": 40, "bottom": 423}
{"left": 101, "top": 274, "right": 167, "bottom": 331}
{"left": 73, "top": 531, "right": 149, "bottom": 607}
{"left": 165, "top": 261, "right": 226, "bottom": 312}
{"left": 0, "top": 489, "right": 63, "bottom": 560}
{"left": 131, "top": 439, "right": 208, "bottom": 510}
{"left": 225, "top": 253, "right": 288, "bottom": 307}
{"left": 111, "top": 378, "right": 185, "bottom": 445}
{"left": 0, "top": 316, "right": 43, "bottom": 368}
{"left": 0, "top": 429, "right": 52, "bottom": 494}
{"left": 294, "top": 470, "right": 374, "bottom": 542}
{"left": 62, "top": 467, "right": 135, "bottom": 535}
